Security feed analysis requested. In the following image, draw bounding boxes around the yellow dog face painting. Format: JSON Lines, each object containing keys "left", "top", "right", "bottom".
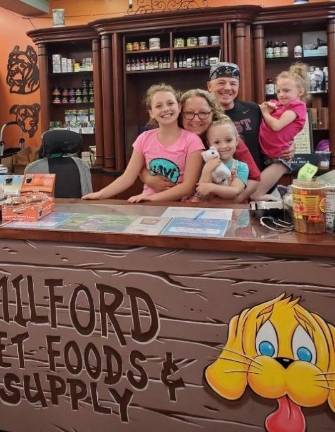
{"left": 205, "top": 295, "right": 335, "bottom": 432}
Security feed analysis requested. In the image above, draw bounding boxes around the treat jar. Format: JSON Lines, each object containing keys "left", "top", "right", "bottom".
{"left": 52, "top": 9, "right": 65, "bottom": 27}
{"left": 149, "top": 38, "right": 160, "bottom": 50}
{"left": 291, "top": 179, "right": 326, "bottom": 233}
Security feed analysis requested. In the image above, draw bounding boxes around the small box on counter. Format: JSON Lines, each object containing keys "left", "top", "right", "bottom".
{"left": 21, "top": 173, "right": 55, "bottom": 195}
{"left": 1, "top": 174, "right": 56, "bottom": 222}
{"left": 0, "top": 175, "right": 24, "bottom": 197}
{"left": 2, "top": 193, "right": 55, "bottom": 222}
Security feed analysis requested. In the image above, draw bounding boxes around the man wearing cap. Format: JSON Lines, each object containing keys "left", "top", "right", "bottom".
{"left": 207, "top": 62, "right": 263, "bottom": 169}
{"left": 208, "top": 62, "right": 263, "bottom": 200}
{"left": 207, "top": 62, "right": 293, "bottom": 200}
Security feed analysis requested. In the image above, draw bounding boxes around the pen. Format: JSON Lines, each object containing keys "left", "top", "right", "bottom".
{"left": 194, "top": 210, "right": 205, "bottom": 220}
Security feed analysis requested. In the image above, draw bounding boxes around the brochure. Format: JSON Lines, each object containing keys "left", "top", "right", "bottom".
{"left": 57, "top": 213, "right": 136, "bottom": 233}
{"left": 161, "top": 217, "right": 230, "bottom": 238}
{"left": 0, "top": 175, "right": 24, "bottom": 196}
{"left": 161, "top": 206, "right": 233, "bottom": 220}
{"left": 124, "top": 216, "right": 170, "bottom": 235}
{"left": 5, "top": 212, "right": 71, "bottom": 229}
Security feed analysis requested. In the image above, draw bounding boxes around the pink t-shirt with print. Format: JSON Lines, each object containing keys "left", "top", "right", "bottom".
{"left": 259, "top": 99, "right": 307, "bottom": 158}
{"left": 133, "top": 128, "right": 204, "bottom": 195}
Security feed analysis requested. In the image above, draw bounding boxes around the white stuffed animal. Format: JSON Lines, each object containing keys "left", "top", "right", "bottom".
{"left": 202, "top": 147, "right": 231, "bottom": 184}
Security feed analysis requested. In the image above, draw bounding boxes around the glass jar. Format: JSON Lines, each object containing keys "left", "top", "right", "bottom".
{"left": 291, "top": 179, "right": 326, "bottom": 233}
{"left": 294, "top": 44, "right": 303, "bottom": 58}
{"left": 273, "top": 41, "right": 281, "bottom": 58}
{"left": 280, "top": 41, "right": 288, "bottom": 57}
{"left": 265, "top": 40, "right": 274, "bottom": 59}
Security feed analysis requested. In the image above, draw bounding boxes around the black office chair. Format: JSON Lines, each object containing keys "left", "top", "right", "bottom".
{"left": 27, "top": 129, "right": 91, "bottom": 198}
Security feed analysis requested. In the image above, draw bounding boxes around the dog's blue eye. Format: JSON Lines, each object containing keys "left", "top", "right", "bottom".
{"left": 292, "top": 325, "right": 316, "bottom": 364}
{"left": 296, "top": 346, "right": 312, "bottom": 363}
{"left": 258, "top": 341, "right": 275, "bottom": 357}
{"left": 256, "top": 321, "right": 278, "bottom": 357}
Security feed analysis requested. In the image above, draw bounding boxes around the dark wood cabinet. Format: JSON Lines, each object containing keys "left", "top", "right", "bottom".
{"left": 27, "top": 26, "right": 103, "bottom": 163}
{"left": 28, "top": 2, "right": 335, "bottom": 189}
{"left": 253, "top": 2, "right": 335, "bottom": 165}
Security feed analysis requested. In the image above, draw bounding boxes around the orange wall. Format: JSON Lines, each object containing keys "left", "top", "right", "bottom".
{"left": 48, "top": 0, "right": 326, "bottom": 25}
{"left": 0, "top": 0, "right": 327, "bottom": 150}
{"left": 0, "top": 7, "right": 48, "bottom": 149}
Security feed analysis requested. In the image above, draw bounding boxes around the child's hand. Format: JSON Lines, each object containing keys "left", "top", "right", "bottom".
{"left": 228, "top": 169, "right": 236, "bottom": 186}
{"left": 196, "top": 182, "right": 214, "bottom": 197}
{"left": 202, "top": 157, "right": 221, "bottom": 174}
{"left": 260, "top": 101, "right": 276, "bottom": 114}
{"left": 281, "top": 142, "right": 295, "bottom": 160}
{"left": 128, "top": 193, "right": 149, "bottom": 203}
{"left": 146, "top": 174, "right": 173, "bottom": 192}
{"left": 82, "top": 191, "right": 103, "bottom": 200}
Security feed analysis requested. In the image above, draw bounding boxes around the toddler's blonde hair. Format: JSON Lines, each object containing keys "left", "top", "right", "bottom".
{"left": 277, "top": 63, "right": 309, "bottom": 101}
{"left": 206, "top": 115, "right": 239, "bottom": 140}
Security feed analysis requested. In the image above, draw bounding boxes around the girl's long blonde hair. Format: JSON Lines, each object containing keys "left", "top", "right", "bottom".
{"left": 144, "top": 83, "right": 180, "bottom": 127}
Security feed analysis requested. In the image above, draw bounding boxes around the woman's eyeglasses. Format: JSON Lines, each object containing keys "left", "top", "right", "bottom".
{"left": 182, "top": 111, "right": 212, "bottom": 120}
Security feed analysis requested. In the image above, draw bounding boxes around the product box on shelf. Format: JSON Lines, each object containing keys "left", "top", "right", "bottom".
{"left": 302, "top": 31, "right": 327, "bottom": 57}
{"left": 303, "top": 47, "right": 327, "bottom": 57}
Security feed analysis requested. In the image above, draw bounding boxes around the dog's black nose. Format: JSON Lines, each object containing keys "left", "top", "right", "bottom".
{"left": 275, "top": 357, "right": 294, "bottom": 369}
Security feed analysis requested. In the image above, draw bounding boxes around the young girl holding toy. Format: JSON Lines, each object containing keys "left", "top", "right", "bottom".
{"left": 251, "top": 63, "right": 308, "bottom": 201}
{"left": 82, "top": 83, "right": 204, "bottom": 202}
{"left": 196, "top": 116, "right": 249, "bottom": 200}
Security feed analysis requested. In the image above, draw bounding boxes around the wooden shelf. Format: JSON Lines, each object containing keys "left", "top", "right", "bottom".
{"left": 126, "top": 67, "right": 210, "bottom": 74}
{"left": 51, "top": 103, "right": 94, "bottom": 106}
{"left": 50, "top": 71, "right": 93, "bottom": 76}
{"left": 125, "top": 48, "right": 170, "bottom": 55}
{"left": 172, "top": 44, "right": 220, "bottom": 51}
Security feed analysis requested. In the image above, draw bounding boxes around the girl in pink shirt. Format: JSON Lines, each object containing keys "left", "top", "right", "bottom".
{"left": 83, "top": 83, "right": 204, "bottom": 202}
{"left": 251, "top": 63, "right": 308, "bottom": 201}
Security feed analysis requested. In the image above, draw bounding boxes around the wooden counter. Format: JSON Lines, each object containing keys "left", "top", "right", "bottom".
{"left": 0, "top": 200, "right": 334, "bottom": 432}
{"left": 0, "top": 199, "right": 334, "bottom": 257}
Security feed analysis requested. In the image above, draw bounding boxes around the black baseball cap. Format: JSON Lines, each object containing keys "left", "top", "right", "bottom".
{"left": 209, "top": 62, "right": 240, "bottom": 81}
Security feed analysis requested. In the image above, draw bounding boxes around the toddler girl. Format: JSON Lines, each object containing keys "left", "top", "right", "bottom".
{"left": 251, "top": 63, "right": 308, "bottom": 201}
{"left": 196, "top": 116, "right": 249, "bottom": 200}
{"left": 83, "top": 83, "right": 204, "bottom": 202}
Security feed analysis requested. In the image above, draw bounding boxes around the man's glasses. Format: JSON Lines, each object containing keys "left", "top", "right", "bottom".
{"left": 182, "top": 111, "right": 212, "bottom": 120}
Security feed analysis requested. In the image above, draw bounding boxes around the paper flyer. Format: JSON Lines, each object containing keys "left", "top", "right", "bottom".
{"left": 161, "top": 217, "right": 230, "bottom": 238}
{"left": 161, "top": 207, "right": 233, "bottom": 220}
{"left": 124, "top": 216, "right": 170, "bottom": 235}
{"left": 0, "top": 175, "right": 24, "bottom": 196}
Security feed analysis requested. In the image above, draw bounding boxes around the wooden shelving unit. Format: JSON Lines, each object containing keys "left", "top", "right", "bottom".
{"left": 27, "top": 2, "right": 335, "bottom": 190}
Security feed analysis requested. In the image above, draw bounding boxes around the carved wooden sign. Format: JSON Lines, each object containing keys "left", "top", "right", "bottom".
{"left": 128, "top": 0, "right": 208, "bottom": 14}
{"left": 0, "top": 240, "right": 334, "bottom": 431}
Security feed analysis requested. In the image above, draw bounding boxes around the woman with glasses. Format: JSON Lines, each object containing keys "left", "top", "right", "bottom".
{"left": 141, "top": 88, "right": 260, "bottom": 201}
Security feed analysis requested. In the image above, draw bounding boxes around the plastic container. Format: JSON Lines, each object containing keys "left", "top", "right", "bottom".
{"left": 198, "top": 36, "right": 208, "bottom": 46}
{"left": 210, "top": 35, "right": 220, "bottom": 45}
{"left": 209, "top": 57, "right": 219, "bottom": 66}
{"left": 186, "top": 37, "right": 197, "bottom": 47}
{"left": 52, "top": 9, "right": 65, "bottom": 27}
{"left": 149, "top": 38, "right": 160, "bottom": 50}
{"left": 174, "top": 38, "right": 185, "bottom": 48}
{"left": 291, "top": 179, "right": 326, "bottom": 233}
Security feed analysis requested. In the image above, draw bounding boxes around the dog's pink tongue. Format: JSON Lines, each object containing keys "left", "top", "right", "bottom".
{"left": 265, "top": 396, "right": 306, "bottom": 432}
